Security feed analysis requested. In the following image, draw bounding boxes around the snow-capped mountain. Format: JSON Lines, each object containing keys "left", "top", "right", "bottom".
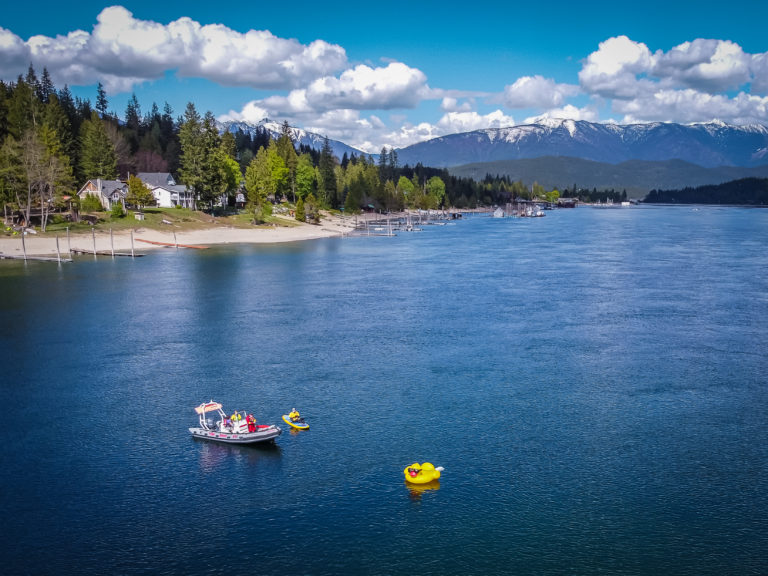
{"left": 220, "top": 118, "right": 768, "bottom": 171}
{"left": 219, "top": 118, "right": 367, "bottom": 160}
{"left": 395, "top": 119, "right": 768, "bottom": 169}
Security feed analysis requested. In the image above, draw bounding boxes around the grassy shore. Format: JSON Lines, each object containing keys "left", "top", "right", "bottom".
{"left": 1, "top": 206, "right": 362, "bottom": 258}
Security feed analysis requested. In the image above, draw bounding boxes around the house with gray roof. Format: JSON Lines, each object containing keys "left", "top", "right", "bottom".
{"left": 136, "top": 172, "right": 194, "bottom": 209}
{"left": 77, "top": 179, "right": 127, "bottom": 210}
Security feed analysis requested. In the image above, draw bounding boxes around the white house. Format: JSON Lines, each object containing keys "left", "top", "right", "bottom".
{"left": 136, "top": 172, "right": 194, "bottom": 209}
{"left": 77, "top": 179, "right": 127, "bottom": 210}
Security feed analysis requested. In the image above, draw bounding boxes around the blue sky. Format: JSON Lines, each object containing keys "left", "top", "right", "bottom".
{"left": 1, "top": 1, "right": 767, "bottom": 151}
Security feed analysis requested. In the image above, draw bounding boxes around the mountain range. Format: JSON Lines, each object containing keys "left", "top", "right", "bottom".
{"left": 220, "top": 119, "right": 363, "bottom": 161}
{"left": 220, "top": 118, "right": 768, "bottom": 194}
{"left": 396, "top": 119, "right": 768, "bottom": 169}
{"left": 449, "top": 156, "right": 768, "bottom": 197}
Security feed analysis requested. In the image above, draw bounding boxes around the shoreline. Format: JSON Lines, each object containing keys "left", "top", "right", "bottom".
{"left": 1, "top": 209, "right": 486, "bottom": 259}
{"left": 0, "top": 214, "right": 358, "bottom": 258}
{"left": 0, "top": 211, "right": 450, "bottom": 258}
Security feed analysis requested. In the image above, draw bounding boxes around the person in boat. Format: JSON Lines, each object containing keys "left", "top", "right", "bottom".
{"left": 247, "top": 414, "right": 256, "bottom": 433}
{"left": 289, "top": 408, "right": 300, "bottom": 422}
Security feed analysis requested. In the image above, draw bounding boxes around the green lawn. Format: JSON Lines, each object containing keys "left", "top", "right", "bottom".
{"left": 40, "top": 206, "right": 303, "bottom": 235}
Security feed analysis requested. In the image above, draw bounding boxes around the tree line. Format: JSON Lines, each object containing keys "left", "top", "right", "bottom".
{"left": 0, "top": 65, "right": 530, "bottom": 230}
{"left": 644, "top": 178, "right": 768, "bottom": 205}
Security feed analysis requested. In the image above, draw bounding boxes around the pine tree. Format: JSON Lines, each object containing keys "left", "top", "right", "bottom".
{"left": 7, "top": 78, "right": 37, "bottom": 138}
{"left": 0, "top": 81, "right": 10, "bottom": 143}
{"left": 276, "top": 120, "right": 298, "bottom": 201}
{"left": 197, "top": 111, "right": 224, "bottom": 211}
{"left": 96, "top": 82, "right": 108, "bottom": 117}
{"left": 25, "top": 65, "right": 39, "bottom": 93}
{"left": 220, "top": 131, "right": 237, "bottom": 159}
{"left": 295, "top": 195, "right": 306, "bottom": 222}
{"left": 38, "top": 68, "right": 54, "bottom": 104}
{"left": 123, "top": 93, "right": 141, "bottom": 153}
{"left": 178, "top": 102, "right": 203, "bottom": 207}
{"left": 378, "top": 146, "right": 389, "bottom": 182}
{"left": 245, "top": 146, "right": 273, "bottom": 223}
{"left": 124, "top": 93, "right": 141, "bottom": 132}
{"left": 388, "top": 149, "right": 398, "bottom": 176}
{"left": 43, "top": 94, "right": 76, "bottom": 168}
{"left": 318, "top": 136, "right": 337, "bottom": 208}
{"left": 79, "top": 111, "right": 117, "bottom": 180}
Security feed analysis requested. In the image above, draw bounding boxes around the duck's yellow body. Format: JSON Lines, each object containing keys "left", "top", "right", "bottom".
{"left": 404, "top": 462, "right": 443, "bottom": 484}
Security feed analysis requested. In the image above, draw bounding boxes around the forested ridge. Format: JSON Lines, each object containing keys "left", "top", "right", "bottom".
{"left": 644, "top": 178, "right": 768, "bottom": 205}
{"left": 0, "top": 65, "right": 525, "bottom": 231}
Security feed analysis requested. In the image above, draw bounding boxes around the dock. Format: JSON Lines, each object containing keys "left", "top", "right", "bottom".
{"left": 69, "top": 249, "right": 144, "bottom": 257}
{"left": 0, "top": 253, "right": 73, "bottom": 263}
{"left": 135, "top": 238, "right": 208, "bottom": 249}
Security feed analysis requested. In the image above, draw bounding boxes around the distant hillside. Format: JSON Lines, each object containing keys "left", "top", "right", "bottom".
{"left": 218, "top": 118, "right": 366, "bottom": 160}
{"left": 397, "top": 119, "right": 768, "bottom": 169}
{"left": 448, "top": 156, "right": 768, "bottom": 197}
{"left": 644, "top": 178, "right": 768, "bottom": 205}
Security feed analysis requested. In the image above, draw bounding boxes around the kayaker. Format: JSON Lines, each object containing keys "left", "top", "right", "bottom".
{"left": 289, "top": 408, "right": 300, "bottom": 421}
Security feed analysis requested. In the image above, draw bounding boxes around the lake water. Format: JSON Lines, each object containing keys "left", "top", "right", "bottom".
{"left": 1, "top": 206, "right": 767, "bottom": 575}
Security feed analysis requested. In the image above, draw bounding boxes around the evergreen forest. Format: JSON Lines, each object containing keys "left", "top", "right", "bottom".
{"left": 643, "top": 178, "right": 768, "bottom": 205}
{"left": 0, "top": 65, "right": 526, "bottom": 231}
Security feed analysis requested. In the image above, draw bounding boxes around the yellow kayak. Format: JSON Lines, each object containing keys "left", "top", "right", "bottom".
{"left": 282, "top": 414, "right": 309, "bottom": 430}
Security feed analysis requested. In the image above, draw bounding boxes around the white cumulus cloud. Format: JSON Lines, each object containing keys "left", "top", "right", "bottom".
{"left": 440, "top": 97, "right": 473, "bottom": 112}
{"left": 1, "top": 5, "right": 348, "bottom": 93}
{"left": 579, "top": 35, "right": 655, "bottom": 98}
{"left": 304, "top": 62, "right": 428, "bottom": 110}
{"left": 616, "top": 89, "right": 768, "bottom": 125}
{"left": 652, "top": 39, "right": 751, "bottom": 92}
{"left": 525, "top": 105, "right": 599, "bottom": 124}
{"left": 578, "top": 35, "right": 768, "bottom": 126}
{"left": 502, "top": 75, "right": 580, "bottom": 108}
{"left": 436, "top": 110, "right": 516, "bottom": 133}
{"left": 220, "top": 62, "right": 428, "bottom": 121}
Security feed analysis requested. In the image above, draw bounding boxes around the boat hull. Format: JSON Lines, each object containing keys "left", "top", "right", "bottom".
{"left": 189, "top": 425, "right": 282, "bottom": 444}
{"left": 282, "top": 415, "right": 309, "bottom": 430}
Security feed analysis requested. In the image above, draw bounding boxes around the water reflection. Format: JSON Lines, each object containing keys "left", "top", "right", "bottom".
{"left": 195, "top": 438, "right": 282, "bottom": 472}
{"left": 406, "top": 480, "right": 440, "bottom": 501}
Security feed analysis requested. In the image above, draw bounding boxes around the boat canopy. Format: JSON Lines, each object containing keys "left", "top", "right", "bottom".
{"left": 195, "top": 401, "right": 223, "bottom": 415}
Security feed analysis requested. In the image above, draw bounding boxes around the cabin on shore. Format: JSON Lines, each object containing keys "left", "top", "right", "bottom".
{"left": 78, "top": 179, "right": 127, "bottom": 211}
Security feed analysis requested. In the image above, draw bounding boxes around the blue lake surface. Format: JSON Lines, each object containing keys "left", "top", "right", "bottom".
{"left": 1, "top": 206, "right": 767, "bottom": 575}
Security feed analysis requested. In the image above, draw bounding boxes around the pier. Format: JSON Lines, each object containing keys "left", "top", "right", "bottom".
{"left": 0, "top": 253, "right": 73, "bottom": 263}
{"left": 135, "top": 238, "right": 208, "bottom": 249}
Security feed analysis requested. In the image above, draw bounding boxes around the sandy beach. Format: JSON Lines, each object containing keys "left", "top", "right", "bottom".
{"left": 0, "top": 213, "right": 362, "bottom": 258}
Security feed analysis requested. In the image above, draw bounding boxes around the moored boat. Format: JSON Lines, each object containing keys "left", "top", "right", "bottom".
{"left": 189, "top": 400, "right": 282, "bottom": 444}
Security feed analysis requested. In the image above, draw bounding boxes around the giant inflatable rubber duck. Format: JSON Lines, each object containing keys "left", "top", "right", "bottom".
{"left": 404, "top": 462, "right": 444, "bottom": 484}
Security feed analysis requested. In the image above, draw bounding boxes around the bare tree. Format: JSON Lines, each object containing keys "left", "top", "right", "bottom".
{"left": 19, "top": 129, "right": 71, "bottom": 231}
{"left": 18, "top": 130, "right": 43, "bottom": 228}
{"left": 105, "top": 121, "right": 134, "bottom": 178}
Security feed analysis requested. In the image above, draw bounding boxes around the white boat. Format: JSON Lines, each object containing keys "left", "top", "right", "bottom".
{"left": 189, "top": 400, "right": 282, "bottom": 444}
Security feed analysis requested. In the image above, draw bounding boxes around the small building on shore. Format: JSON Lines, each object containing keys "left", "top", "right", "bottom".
{"left": 77, "top": 179, "right": 127, "bottom": 210}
